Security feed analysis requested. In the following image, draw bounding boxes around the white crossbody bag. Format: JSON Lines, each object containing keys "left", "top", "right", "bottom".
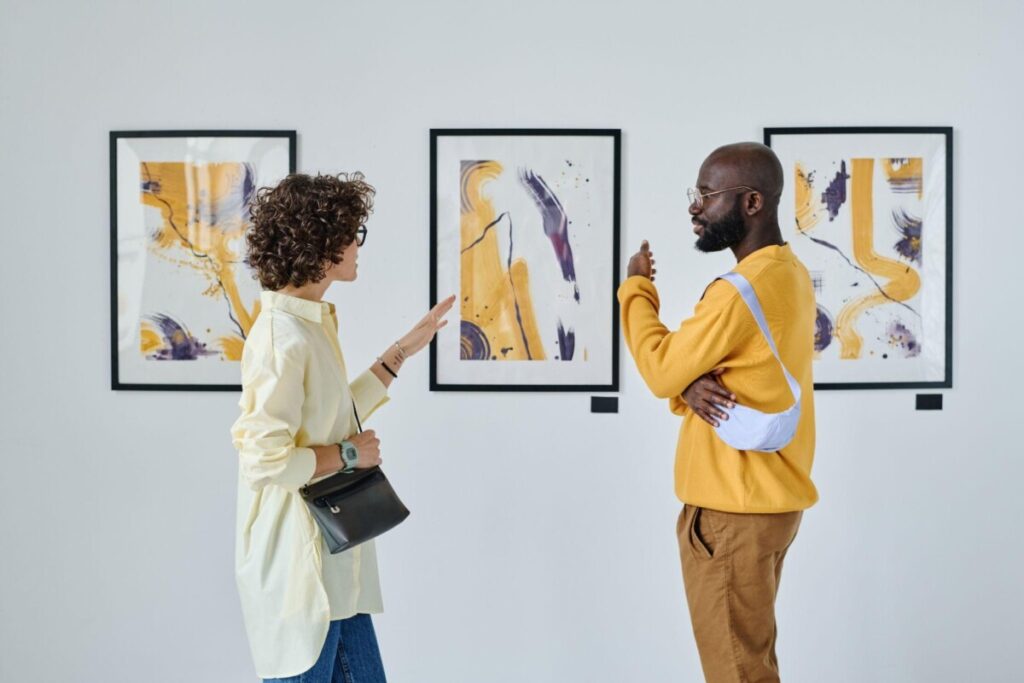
{"left": 712, "top": 272, "right": 802, "bottom": 453}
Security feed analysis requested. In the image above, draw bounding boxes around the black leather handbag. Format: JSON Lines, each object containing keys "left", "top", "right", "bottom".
{"left": 299, "top": 403, "right": 409, "bottom": 554}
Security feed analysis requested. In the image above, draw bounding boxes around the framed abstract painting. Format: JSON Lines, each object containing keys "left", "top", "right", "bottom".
{"left": 430, "top": 129, "right": 621, "bottom": 392}
{"left": 110, "top": 130, "right": 296, "bottom": 391}
{"left": 765, "top": 127, "right": 953, "bottom": 389}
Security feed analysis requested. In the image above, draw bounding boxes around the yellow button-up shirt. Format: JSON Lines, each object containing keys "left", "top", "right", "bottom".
{"left": 231, "top": 290, "right": 390, "bottom": 679}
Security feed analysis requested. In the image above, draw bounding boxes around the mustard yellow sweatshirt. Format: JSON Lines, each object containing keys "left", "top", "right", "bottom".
{"left": 618, "top": 243, "right": 818, "bottom": 513}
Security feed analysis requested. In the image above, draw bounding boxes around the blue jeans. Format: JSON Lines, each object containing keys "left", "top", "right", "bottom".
{"left": 264, "top": 614, "right": 387, "bottom": 683}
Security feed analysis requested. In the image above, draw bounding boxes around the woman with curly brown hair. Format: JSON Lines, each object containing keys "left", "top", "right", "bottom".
{"left": 230, "top": 172, "right": 455, "bottom": 682}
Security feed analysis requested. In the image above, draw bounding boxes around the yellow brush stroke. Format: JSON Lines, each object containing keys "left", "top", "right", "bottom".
{"left": 139, "top": 323, "right": 163, "bottom": 355}
{"left": 834, "top": 159, "right": 921, "bottom": 358}
{"left": 140, "top": 162, "right": 258, "bottom": 341}
{"left": 508, "top": 258, "right": 546, "bottom": 359}
{"left": 219, "top": 335, "right": 245, "bottom": 361}
{"left": 882, "top": 158, "right": 923, "bottom": 199}
{"left": 460, "top": 162, "right": 545, "bottom": 360}
{"left": 795, "top": 163, "right": 820, "bottom": 232}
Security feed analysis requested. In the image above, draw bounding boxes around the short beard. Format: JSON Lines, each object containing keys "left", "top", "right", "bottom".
{"left": 695, "top": 201, "right": 747, "bottom": 253}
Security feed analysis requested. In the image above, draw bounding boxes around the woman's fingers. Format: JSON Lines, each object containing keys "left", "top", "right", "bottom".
{"left": 420, "top": 296, "right": 456, "bottom": 328}
{"left": 433, "top": 295, "right": 456, "bottom": 315}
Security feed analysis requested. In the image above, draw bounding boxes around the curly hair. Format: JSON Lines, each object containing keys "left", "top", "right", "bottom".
{"left": 245, "top": 172, "right": 375, "bottom": 290}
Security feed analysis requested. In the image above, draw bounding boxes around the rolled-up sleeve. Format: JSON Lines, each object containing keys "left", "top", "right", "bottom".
{"left": 349, "top": 369, "right": 390, "bottom": 422}
{"left": 231, "top": 344, "right": 316, "bottom": 492}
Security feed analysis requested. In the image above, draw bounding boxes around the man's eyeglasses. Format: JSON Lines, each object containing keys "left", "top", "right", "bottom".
{"left": 355, "top": 225, "right": 368, "bottom": 246}
{"left": 687, "top": 185, "right": 756, "bottom": 211}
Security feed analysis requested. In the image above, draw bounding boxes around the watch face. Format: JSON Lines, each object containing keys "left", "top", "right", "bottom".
{"left": 344, "top": 445, "right": 358, "bottom": 463}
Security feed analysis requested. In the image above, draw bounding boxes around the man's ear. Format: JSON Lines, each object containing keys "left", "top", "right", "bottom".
{"left": 745, "top": 191, "right": 765, "bottom": 216}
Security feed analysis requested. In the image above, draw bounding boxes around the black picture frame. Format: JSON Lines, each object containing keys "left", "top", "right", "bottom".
{"left": 110, "top": 129, "right": 297, "bottom": 391}
{"left": 429, "top": 128, "right": 622, "bottom": 392}
{"left": 764, "top": 126, "right": 953, "bottom": 390}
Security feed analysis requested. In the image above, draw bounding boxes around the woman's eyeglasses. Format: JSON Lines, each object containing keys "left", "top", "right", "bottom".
{"left": 355, "top": 225, "right": 368, "bottom": 246}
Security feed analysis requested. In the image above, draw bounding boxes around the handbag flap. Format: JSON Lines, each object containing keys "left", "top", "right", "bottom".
{"left": 299, "top": 466, "right": 383, "bottom": 502}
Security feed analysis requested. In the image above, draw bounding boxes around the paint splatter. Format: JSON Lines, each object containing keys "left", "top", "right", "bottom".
{"left": 886, "top": 320, "right": 921, "bottom": 358}
{"left": 556, "top": 321, "right": 575, "bottom": 361}
{"left": 460, "top": 320, "right": 491, "bottom": 360}
{"left": 892, "top": 209, "right": 923, "bottom": 265}
{"left": 519, "top": 168, "right": 580, "bottom": 302}
{"left": 815, "top": 305, "right": 834, "bottom": 353}
{"left": 821, "top": 161, "right": 850, "bottom": 221}
{"left": 145, "top": 314, "right": 216, "bottom": 360}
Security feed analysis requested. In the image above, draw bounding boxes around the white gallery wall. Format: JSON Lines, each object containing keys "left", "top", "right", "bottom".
{"left": 2, "top": 1, "right": 1022, "bottom": 681}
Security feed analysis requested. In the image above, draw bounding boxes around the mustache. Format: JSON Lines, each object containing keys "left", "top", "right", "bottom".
{"left": 692, "top": 217, "right": 708, "bottom": 227}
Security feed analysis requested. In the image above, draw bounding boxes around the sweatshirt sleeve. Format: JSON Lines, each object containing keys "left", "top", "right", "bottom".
{"left": 617, "top": 275, "right": 755, "bottom": 400}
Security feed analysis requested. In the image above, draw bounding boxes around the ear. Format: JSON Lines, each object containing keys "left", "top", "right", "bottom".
{"left": 745, "top": 191, "right": 764, "bottom": 216}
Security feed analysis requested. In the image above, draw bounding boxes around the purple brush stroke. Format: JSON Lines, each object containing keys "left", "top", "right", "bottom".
{"left": 821, "top": 161, "right": 850, "bottom": 221}
{"left": 886, "top": 159, "right": 923, "bottom": 194}
{"left": 196, "top": 162, "right": 256, "bottom": 229}
{"left": 519, "top": 169, "right": 580, "bottom": 302}
{"left": 147, "top": 314, "right": 216, "bottom": 360}
{"left": 892, "top": 208, "right": 923, "bottom": 265}
{"left": 460, "top": 320, "right": 491, "bottom": 360}
{"left": 556, "top": 321, "right": 575, "bottom": 361}
{"left": 814, "top": 305, "right": 834, "bottom": 352}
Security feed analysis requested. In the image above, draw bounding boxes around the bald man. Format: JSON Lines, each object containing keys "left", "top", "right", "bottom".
{"left": 618, "top": 143, "right": 818, "bottom": 682}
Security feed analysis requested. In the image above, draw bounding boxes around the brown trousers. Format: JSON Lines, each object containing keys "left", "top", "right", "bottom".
{"left": 677, "top": 505, "right": 803, "bottom": 683}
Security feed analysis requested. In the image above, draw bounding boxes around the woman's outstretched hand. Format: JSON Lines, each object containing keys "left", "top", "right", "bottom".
{"left": 399, "top": 295, "right": 456, "bottom": 356}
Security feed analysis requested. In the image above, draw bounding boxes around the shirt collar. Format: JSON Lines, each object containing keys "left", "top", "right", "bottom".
{"left": 260, "top": 290, "right": 336, "bottom": 323}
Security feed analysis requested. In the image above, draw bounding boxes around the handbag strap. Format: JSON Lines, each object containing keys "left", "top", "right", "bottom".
{"left": 351, "top": 400, "right": 363, "bottom": 434}
{"left": 718, "top": 272, "right": 801, "bottom": 403}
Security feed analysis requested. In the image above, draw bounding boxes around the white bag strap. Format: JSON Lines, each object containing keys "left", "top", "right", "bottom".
{"left": 718, "top": 272, "right": 801, "bottom": 402}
